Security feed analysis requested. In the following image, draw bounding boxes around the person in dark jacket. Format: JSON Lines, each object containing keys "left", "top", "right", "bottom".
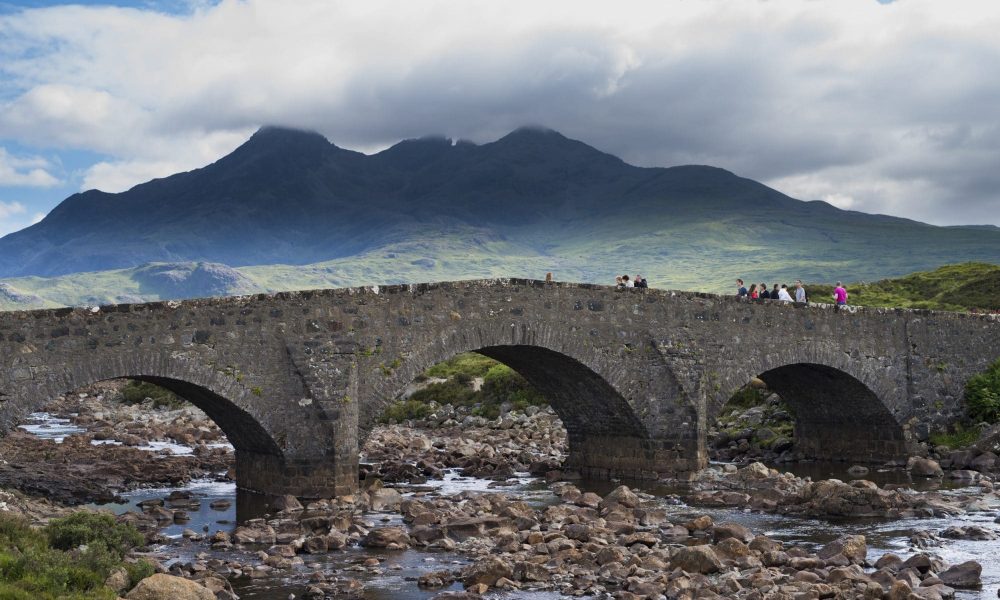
{"left": 760, "top": 283, "right": 770, "bottom": 299}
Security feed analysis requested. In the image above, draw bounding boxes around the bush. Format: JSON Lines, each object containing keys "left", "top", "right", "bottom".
{"left": 965, "top": 358, "right": 1000, "bottom": 424}
{"left": 119, "top": 380, "right": 185, "bottom": 409}
{"left": 727, "top": 386, "right": 768, "bottom": 410}
{"left": 929, "top": 423, "right": 982, "bottom": 449}
{"left": 46, "top": 512, "right": 144, "bottom": 559}
{"left": 124, "top": 559, "right": 155, "bottom": 587}
{"left": 424, "top": 353, "right": 497, "bottom": 379}
{"left": 407, "top": 380, "right": 477, "bottom": 407}
{"left": 477, "top": 364, "right": 547, "bottom": 418}
{"left": 0, "top": 512, "right": 142, "bottom": 600}
{"left": 379, "top": 399, "right": 434, "bottom": 424}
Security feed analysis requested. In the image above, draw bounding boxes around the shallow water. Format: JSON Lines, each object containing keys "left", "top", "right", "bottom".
{"left": 22, "top": 414, "right": 1000, "bottom": 598}
{"left": 20, "top": 411, "right": 234, "bottom": 454}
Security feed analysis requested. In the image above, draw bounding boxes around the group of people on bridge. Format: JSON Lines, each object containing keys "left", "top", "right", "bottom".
{"left": 737, "top": 278, "right": 813, "bottom": 304}
{"left": 615, "top": 274, "right": 648, "bottom": 289}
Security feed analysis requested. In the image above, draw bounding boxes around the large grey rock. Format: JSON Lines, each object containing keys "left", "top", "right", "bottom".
{"left": 938, "top": 560, "right": 982, "bottom": 588}
{"left": 907, "top": 456, "right": 944, "bottom": 478}
{"left": 126, "top": 574, "right": 215, "bottom": 600}
{"left": 817, "top": 534, "right": 867, "bottom": 565}
{"left": 669, "top": 545, "right": 722, "bottom": 574}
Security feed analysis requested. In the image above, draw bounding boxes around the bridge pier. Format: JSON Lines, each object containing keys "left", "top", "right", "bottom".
{"left": 235, "top": 450, "right": 358, "bottom": 498}
{"left": 564, "top": 435, "right": 706, "bottom": 480}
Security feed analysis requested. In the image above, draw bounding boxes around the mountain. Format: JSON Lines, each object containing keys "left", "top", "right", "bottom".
{"left": 0, "top": 125, "right": 997, "bottom": 304}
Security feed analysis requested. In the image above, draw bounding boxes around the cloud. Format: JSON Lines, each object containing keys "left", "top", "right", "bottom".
{"left": 0, "top": 200, "right": 31, "bottom": 235}
{"left": 0, "top": 0, "right": 998, "bottom": 225}
{"left": 0, "top": 147, "right": 60, "bottom": 187}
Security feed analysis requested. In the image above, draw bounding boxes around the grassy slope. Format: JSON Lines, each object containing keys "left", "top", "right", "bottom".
{"left": 806, "top": 262, "right": 1000, "bottom": 311}
{"left": 0, "top": 253, "right": 997, "bottom": 313}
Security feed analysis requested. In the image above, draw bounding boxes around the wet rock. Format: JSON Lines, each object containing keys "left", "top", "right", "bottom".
{"left": 941, "top": 525, "right": 997, "bottom": 540}
{"left": 600, "top": 485, "right": 639, "bottom": 509}
{"left": 125, "top": 573, "right": 215, "bottom": 600}
{"left": 369, "top": 487, "right": 402, "bottom": 511}
{"left": 669, "top": 545, "right": 722, "bottom": 574}
{"left": 907, "top": 456, "right": 944, "bottom": 478}
{"left": 462, "top": 556, "right": 514, "bottom": 587}
{"left": 418, "top": 570, "right": 455, "bottom": 588}
{"left": 360, "top": 527, "right": 411, "bottom": 549}
{"left": 938, "top": 560, "right": 982, "bottom": 588}
{"left": 233, "top": 521, "right": 277, "bottom": 545}
{"left": 712, "top": 521, "right": 753, "bottom": 543}
{"left": 272, "top": 494, "right": 303, "bottom": 512}
{"left": 817, "top": 534, "right": 867, "bottom": 565}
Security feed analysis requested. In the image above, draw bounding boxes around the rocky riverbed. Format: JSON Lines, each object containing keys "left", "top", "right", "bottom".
{"left": 4, "top": 390, "right": 1000, "bottom": 599}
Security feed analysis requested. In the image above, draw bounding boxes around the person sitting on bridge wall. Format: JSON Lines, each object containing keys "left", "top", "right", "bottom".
{"left": 777, "top": 284, "right": 794, "bottom": 302}
{"left": 737, "top": 279, "right": 748, "bottom": 297}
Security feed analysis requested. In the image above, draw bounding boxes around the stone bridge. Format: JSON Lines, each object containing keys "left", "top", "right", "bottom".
{"left": 1, "top": 279, "right": 997, "bottom": 498}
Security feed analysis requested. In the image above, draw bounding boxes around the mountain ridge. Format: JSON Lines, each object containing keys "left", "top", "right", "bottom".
{"left": 0, "top": 126, "right": 997, "bottom": 291}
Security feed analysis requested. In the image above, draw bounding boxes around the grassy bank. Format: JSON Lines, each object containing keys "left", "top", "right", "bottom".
{"left": 0, "top": 512, "right": 151, "bottom": 599}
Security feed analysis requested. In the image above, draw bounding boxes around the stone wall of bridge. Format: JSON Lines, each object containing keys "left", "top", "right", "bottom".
{"left": 0, "top": 279, "right": 997, "bottom": 497}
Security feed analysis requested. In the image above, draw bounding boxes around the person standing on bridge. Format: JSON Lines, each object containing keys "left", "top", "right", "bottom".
{"left": 748, "top": 283, "right": 758, "bottom": 299}
{"left": 795, "top": 280, "right": 807, "bottom": 303}
{"left": 737, "top": 279, "right": 748, "bottom": 297}
{"left": 777, "top": 284, "right": 794, "bottom": 302}
{"left": 833, "top": 281, "right": 848, "bottom": 306}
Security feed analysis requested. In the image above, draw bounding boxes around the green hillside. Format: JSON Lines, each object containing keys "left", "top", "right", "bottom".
{"left": 806, "top": 262, "right": 1000, "bottom": 312}
{"left": 0, "top": 259, "right": 996, "bottom": 313}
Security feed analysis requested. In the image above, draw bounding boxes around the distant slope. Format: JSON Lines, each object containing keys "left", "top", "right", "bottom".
{"left": 1, "top": 259, "right": 996, "bottom": 313}
{"left": 0, "top": 126, "right": 997, "bottom": 288}
{"left": 807, "top": 263, "right": 1000, "bottom": 311}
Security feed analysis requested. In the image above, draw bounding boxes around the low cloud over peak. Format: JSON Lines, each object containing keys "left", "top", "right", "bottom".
{"left": 0, "top": 0, "right": 999, "bottom": 226}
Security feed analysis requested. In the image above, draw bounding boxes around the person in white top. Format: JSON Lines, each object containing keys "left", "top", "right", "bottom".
{"left": 777, "top": 284, "right": 794, "bottom": 302}
{"left": 623, "top": 275, "right": 634, "bottom": 288}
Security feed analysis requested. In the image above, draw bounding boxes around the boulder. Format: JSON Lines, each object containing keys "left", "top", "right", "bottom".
{"left": 713, "top": 521, "right": 753, "bottom": 543}
{"left": 370, "top": 487, "right": 403, "bottom": 511}
{"left": 462, "top": 556, "right": 514, "bottom": 587}
{"left": 817, "top": 534, "right": 867, "bottom": 565}
{"left": 272, "top": 494, "right": 303, "bottom": 512}
{"left": 601, "top": 485, "right": 639, "bottom": 509}
{"left": 907, "top": 456, "right": 943, "bottom": 478}
{"left": 938, "top": 560, "right": 982, "bottom": 588}
{"left": 125, "top": 574, "right": 215, "bottom": 600}
{"left": 361, "top": 527, "right": 411, "bottom": 549}
{"left": 669, "top": 545, "right": 722, "bottom": 574}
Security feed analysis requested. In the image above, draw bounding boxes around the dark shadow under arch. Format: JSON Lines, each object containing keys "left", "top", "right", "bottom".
{"left": 757, "top": 363, "right": 909, "bottom": 463}
{"left": 473, "top": 345, "right": 647, "bottom": 444}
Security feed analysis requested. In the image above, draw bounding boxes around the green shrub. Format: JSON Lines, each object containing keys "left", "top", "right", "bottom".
{"left": 929, "top": 423, "right": 982, "bottom": 449}
{"left": 46, "top": 512, "right": 144, "bottom": 559}
{"left": 965, "top": 359, "right": 1000, "bottom": 424}
{"left": 125, "top": 559, "right": 155, "bottom": 587}
{"left": 478, "top": 364, "right": 547, "bottom": 417}
{"left": 119, "top": 380, "right": 185, "bottom": 409}
{"left": 727, "top": 386, "right": 768, "bottom": 410}
{"left": 0, "top": 512, "right": 140, "bottom": 600}
{"left": 424, "top": 353, "right": 497, "bottom": 379}
{"left": 379, "top": 400, "right": 434, "bottom": 424}
{"left": 408, "top": 380, "right": 476, "bottom": 407}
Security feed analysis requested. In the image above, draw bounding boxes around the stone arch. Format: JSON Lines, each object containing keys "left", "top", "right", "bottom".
{"left": 360, "top": 320, "right": 703, "bottom": 478}
{"left": 1, "top": 352, "right": 292, "bottom": 494}
{"left": 718, "top": 360, "right": 911, "bottom": 463}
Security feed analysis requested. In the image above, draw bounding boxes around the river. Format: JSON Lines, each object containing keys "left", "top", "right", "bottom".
{"left": 20, "top": 411, "right": 1000, "bottom": 599}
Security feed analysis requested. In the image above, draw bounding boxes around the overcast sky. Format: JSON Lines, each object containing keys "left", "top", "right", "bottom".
{"left": 1, "top": 0, "right": 998, "bottom": 236}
